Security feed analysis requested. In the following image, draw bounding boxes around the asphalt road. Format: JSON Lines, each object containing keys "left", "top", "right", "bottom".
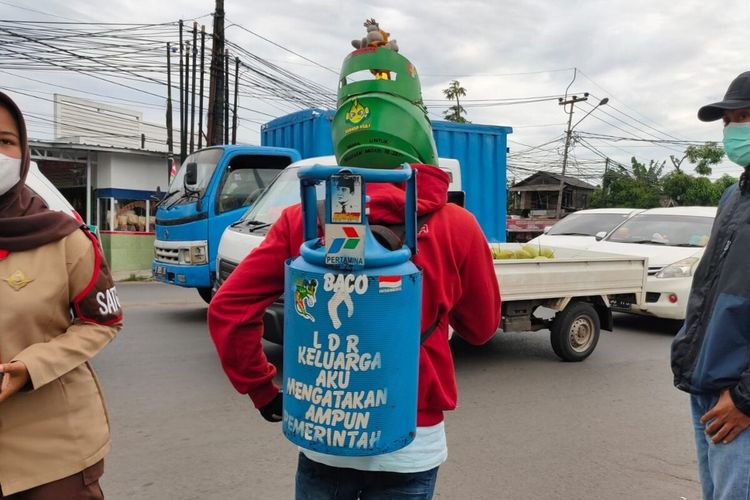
{"left": 94, "top": 282, "right": 700, "bottom": 499}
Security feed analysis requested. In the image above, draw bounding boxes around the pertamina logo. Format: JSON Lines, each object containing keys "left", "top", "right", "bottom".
{"left": 325, "top": 224, "right": 365, "bottom": 267}
{"left": 327, "top": 226, "right": 361, "bottom": 254}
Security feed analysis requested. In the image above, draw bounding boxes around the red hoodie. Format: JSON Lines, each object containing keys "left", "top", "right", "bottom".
{"left": 208, "top": 164, "right": 500, "bottom": 426}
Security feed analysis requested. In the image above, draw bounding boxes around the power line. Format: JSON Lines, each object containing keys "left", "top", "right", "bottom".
{"left": 226, "top": 19, "right": 338, "bottom": 75}
{"left": 577, "top": 69, "right": 688, "bottom": 142}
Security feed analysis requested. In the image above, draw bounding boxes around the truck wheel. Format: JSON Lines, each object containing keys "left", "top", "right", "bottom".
{"left": 197, "top": 287, "right": 213, "bottom": 304}
{"left": 550, "top": 302, "right": 600, "bottom": 362}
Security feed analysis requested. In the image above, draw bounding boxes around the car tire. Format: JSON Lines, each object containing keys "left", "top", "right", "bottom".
{"left": 197, "top": 287, "right": 213, "bottom": 304}
{"left": 550, "top": 301, "right": 600, "bottom": 362}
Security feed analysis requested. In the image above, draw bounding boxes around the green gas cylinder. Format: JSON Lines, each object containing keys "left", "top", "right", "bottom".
{"left": 332, "top": 47, "right": 438, "bottom": 168}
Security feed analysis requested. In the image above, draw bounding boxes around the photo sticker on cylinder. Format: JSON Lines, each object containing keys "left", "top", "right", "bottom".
{"left": 330, "top": 174, "right": 363, "bottom": 224}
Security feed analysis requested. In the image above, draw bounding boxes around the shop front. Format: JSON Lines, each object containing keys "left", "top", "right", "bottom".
{"left": 30, "top": 141, "right": 168, "bottom": 278}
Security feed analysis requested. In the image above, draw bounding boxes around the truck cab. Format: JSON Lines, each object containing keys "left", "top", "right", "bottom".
{"left": 152, "top": 145, "right": 300, "bottom": 302}
{"left": 214, "top": 156, "right": 462, "bottom": 343}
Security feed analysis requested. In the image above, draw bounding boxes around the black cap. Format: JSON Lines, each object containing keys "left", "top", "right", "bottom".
{"left": 698, "top": 71, "right": 750, "bottom": 121}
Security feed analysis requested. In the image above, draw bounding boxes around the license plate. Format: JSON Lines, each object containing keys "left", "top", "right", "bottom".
{"left": 154, "top": 265, "right": 166, "bottom": 276}
{"left": 610, "top": 300, "right": 633, "bottom": 310}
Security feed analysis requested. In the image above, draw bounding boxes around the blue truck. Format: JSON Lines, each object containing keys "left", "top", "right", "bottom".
{"left": 261, "top": 108, "right": 512, "bottom": 242}
{"left": 152, "top": 145, "right": 300, "bottom": 302}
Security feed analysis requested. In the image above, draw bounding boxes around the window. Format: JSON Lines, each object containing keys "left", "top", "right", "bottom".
{"left": 215, "top": 154, "right": 291, "bottom": 214}
{"left": 606, "top": 214, "right": 714, "bottom": 247}
{"left": 97, "top": 190, "right": 157, "bottom": 233}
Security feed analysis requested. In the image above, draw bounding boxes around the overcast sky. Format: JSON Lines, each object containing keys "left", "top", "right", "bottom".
{"left": 2, "top": 0, "right": 749, "bottom": 182}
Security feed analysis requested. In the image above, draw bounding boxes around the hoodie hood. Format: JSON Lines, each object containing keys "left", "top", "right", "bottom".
{"left": 366, "top": 164, "right": 449, "bottom": 225}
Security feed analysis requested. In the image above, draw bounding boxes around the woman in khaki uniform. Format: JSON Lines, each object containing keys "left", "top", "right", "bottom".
{"left": 0, "top": 92, "right": 123, "bottom": 499}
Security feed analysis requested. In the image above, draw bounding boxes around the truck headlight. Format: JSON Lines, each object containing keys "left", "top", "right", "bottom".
{"left": 178, "top": 248, "right": 191, "bottom": 264}
{"left": 655, "top": 257, "right": 700, "bottom": 279}
{"left": 190, "top": 244, "right": 207, "bottom": 264}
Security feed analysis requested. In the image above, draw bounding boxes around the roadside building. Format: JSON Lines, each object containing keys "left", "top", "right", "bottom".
{"left": 507, "top": 171, "right": 596, "bottom": 242}
{"left": 29, "top": 94, "right": 175, "bottom": 278}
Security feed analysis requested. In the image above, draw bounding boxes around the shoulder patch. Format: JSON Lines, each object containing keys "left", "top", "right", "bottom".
{"left": 72, "top": 228, "right": 123, "bottom": 325}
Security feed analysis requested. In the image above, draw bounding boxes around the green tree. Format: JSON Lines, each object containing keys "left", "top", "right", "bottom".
{"left": 713, "top": 174, "right": 738, "bottom": 203}
{"left": 591, "top": 157, "right": 664, "bottom": 208}
{"left": 686, "top": 142, "right": 724, "bottom": 176}
{"left": 631, "top": 157, "right": 665, "bottom": 185}
{"left": 683, "top": 176, "right": 715, "bottom": 205}
{"left": 658, "top": 170, "right": 736, "bottom": 206}
{"left": 662, "top": 171, "right": 693, "bottom": 205}
{"left": 443, "top": 80, "right": 469, "bottom": 123}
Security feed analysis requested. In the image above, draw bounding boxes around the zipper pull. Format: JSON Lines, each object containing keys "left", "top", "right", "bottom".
{"left": 721, "top": 239, "right": 732, "bottom": 258}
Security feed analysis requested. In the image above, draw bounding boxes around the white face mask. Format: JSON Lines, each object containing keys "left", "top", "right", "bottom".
{"left": 0, "top": 152, "right": 21, "bottom": 196}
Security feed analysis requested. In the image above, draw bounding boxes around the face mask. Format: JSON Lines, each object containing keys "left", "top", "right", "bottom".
{"left": 0, "top": 152, "right": 21, "bottom": 196}
{"left": 723, "top": 122, "right": 750, "bottom": 166}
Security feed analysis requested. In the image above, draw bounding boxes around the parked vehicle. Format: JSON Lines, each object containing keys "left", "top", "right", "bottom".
{"left": 261, "top": 108, "right": 511, "bottom": 242}
{"left": 527, "top": 208, "right": 643, "bottom": 250}
{"left": 588, "top": 206, "right": 717, "bottom": 320}
{"left": 26, "top": 161, "right": 81, "bottom": 221}
{"left": 492, "top": 244, "right": 647, "bottom": 361}
{"left": 152, "top": 145, "right": 300, "bottom": 302}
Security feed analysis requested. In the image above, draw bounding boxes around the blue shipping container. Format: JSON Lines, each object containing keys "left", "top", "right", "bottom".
{"left": 261, "top": 109, "right": 512, "bottom": 241}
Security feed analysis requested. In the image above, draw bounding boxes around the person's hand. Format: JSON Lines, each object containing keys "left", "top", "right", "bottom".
{"left": 701, "top": 389, "right": 750, "bottom": 444}
{"left": 0, "top": 361, "right": 30, "bottom": 404}
{"left": 259, "top": 391, "right": 283, "bottom": 422}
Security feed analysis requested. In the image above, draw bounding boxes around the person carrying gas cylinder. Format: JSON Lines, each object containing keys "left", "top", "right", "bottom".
{"left": 208, "top": 20, "right": 500, "bottom": 500}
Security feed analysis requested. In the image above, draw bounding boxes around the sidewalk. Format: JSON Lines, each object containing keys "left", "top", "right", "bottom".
{"left": 112, "top": 270, "right": 153, "bottom": 283}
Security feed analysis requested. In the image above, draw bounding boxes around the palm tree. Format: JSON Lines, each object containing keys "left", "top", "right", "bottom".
{"left": 443, "top": 80, "right": 469, "bottom": 123}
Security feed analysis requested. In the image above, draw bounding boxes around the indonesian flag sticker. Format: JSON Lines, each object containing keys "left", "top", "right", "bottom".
{"left": 378, "top": 275, "right": 402, "bottom": 293}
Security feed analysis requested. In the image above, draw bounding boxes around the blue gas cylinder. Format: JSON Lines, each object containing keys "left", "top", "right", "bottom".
{"left": 282, "top": 164, "right": 421, "bottom": 456}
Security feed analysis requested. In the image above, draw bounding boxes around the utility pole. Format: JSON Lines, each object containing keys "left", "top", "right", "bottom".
{"left": 178, "top": 20, "right": 185, "bottom": 163}
{"left": 224, "top": 48, "right": 230, "bottom": 145}
{"left": 555, "top": 94, "right": 588, "bottom": 219}
{"left": 166, "top": 42, "right": 174, "bottom": 182}
{"left": 206, "top": 0, "right": 225, "bottom": 146}
{"left": 197, "top": 25, "right": 206, "bottom": 149}
{"left": 183, "top": 39, "right": 190, "bottom": 158}
{"left": 602, "top": 157, "right": 610, "bottom": 207}
{"left": 232, "top": 57, "right": 239, "bottom": 144}
{"left": 189, "top": 22, "right": 197, "bottom": 154}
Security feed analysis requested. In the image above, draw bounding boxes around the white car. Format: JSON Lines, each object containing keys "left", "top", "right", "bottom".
{"left": 588, "top": 206, "right": 717, "bottom": 320}
{"left": 26, "top": 161, "right": 81, "bottom": 221}
{"left": 527, "top": 208, "right": 643, "bottom": 250}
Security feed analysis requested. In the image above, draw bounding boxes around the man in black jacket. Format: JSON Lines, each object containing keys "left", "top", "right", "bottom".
{"left": 672, "top": 71, "right": 750, "bottom": 500}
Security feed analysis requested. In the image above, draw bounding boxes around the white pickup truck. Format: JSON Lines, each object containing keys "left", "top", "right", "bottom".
{"left": 215, "top": 159, "right": 648, "bottom": 362}
{"left": 491, "top": 244, "right": 647, "bottom": 361}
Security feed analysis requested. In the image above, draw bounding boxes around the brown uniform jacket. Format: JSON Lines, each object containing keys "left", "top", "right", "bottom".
{"left": 0, "top": 228, "right": 122, "bottom": 495}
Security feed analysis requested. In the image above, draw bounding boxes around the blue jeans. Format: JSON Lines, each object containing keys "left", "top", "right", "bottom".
{"left": 691, "top": 393, "right": 750, "bottom": 499}
{"left": 295, "top": 453, "right": 439, "bottom": 500}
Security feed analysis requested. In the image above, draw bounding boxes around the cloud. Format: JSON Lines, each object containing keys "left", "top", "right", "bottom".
{"left": 3, "top": 0, "right": 750, "bottom": 177}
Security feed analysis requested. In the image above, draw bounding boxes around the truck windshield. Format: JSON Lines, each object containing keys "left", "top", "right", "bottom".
{"left": 162, "top": 148, "right": 223, "bottom": 206}
{"left": 239, "top": 166, "right": 325, "bottom": 226}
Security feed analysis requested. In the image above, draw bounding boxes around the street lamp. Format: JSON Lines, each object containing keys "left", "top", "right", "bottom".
{"left": 554, "top": 95, "right": 609, "bottom": 218}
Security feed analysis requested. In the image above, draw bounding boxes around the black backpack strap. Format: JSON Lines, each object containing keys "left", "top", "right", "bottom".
{"left": 420, "top": 316, "right": 441, "bottom": 344}
{"left": 370, "top": 212, "right": 434, "bottom": 251}
{"left": 370, "top": 224, "right": 404, "bottom": 250}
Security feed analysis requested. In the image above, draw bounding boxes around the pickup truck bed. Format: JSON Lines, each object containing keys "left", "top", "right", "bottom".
{"left": 491, "top": 244, "right": 648, "bottom": 361}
